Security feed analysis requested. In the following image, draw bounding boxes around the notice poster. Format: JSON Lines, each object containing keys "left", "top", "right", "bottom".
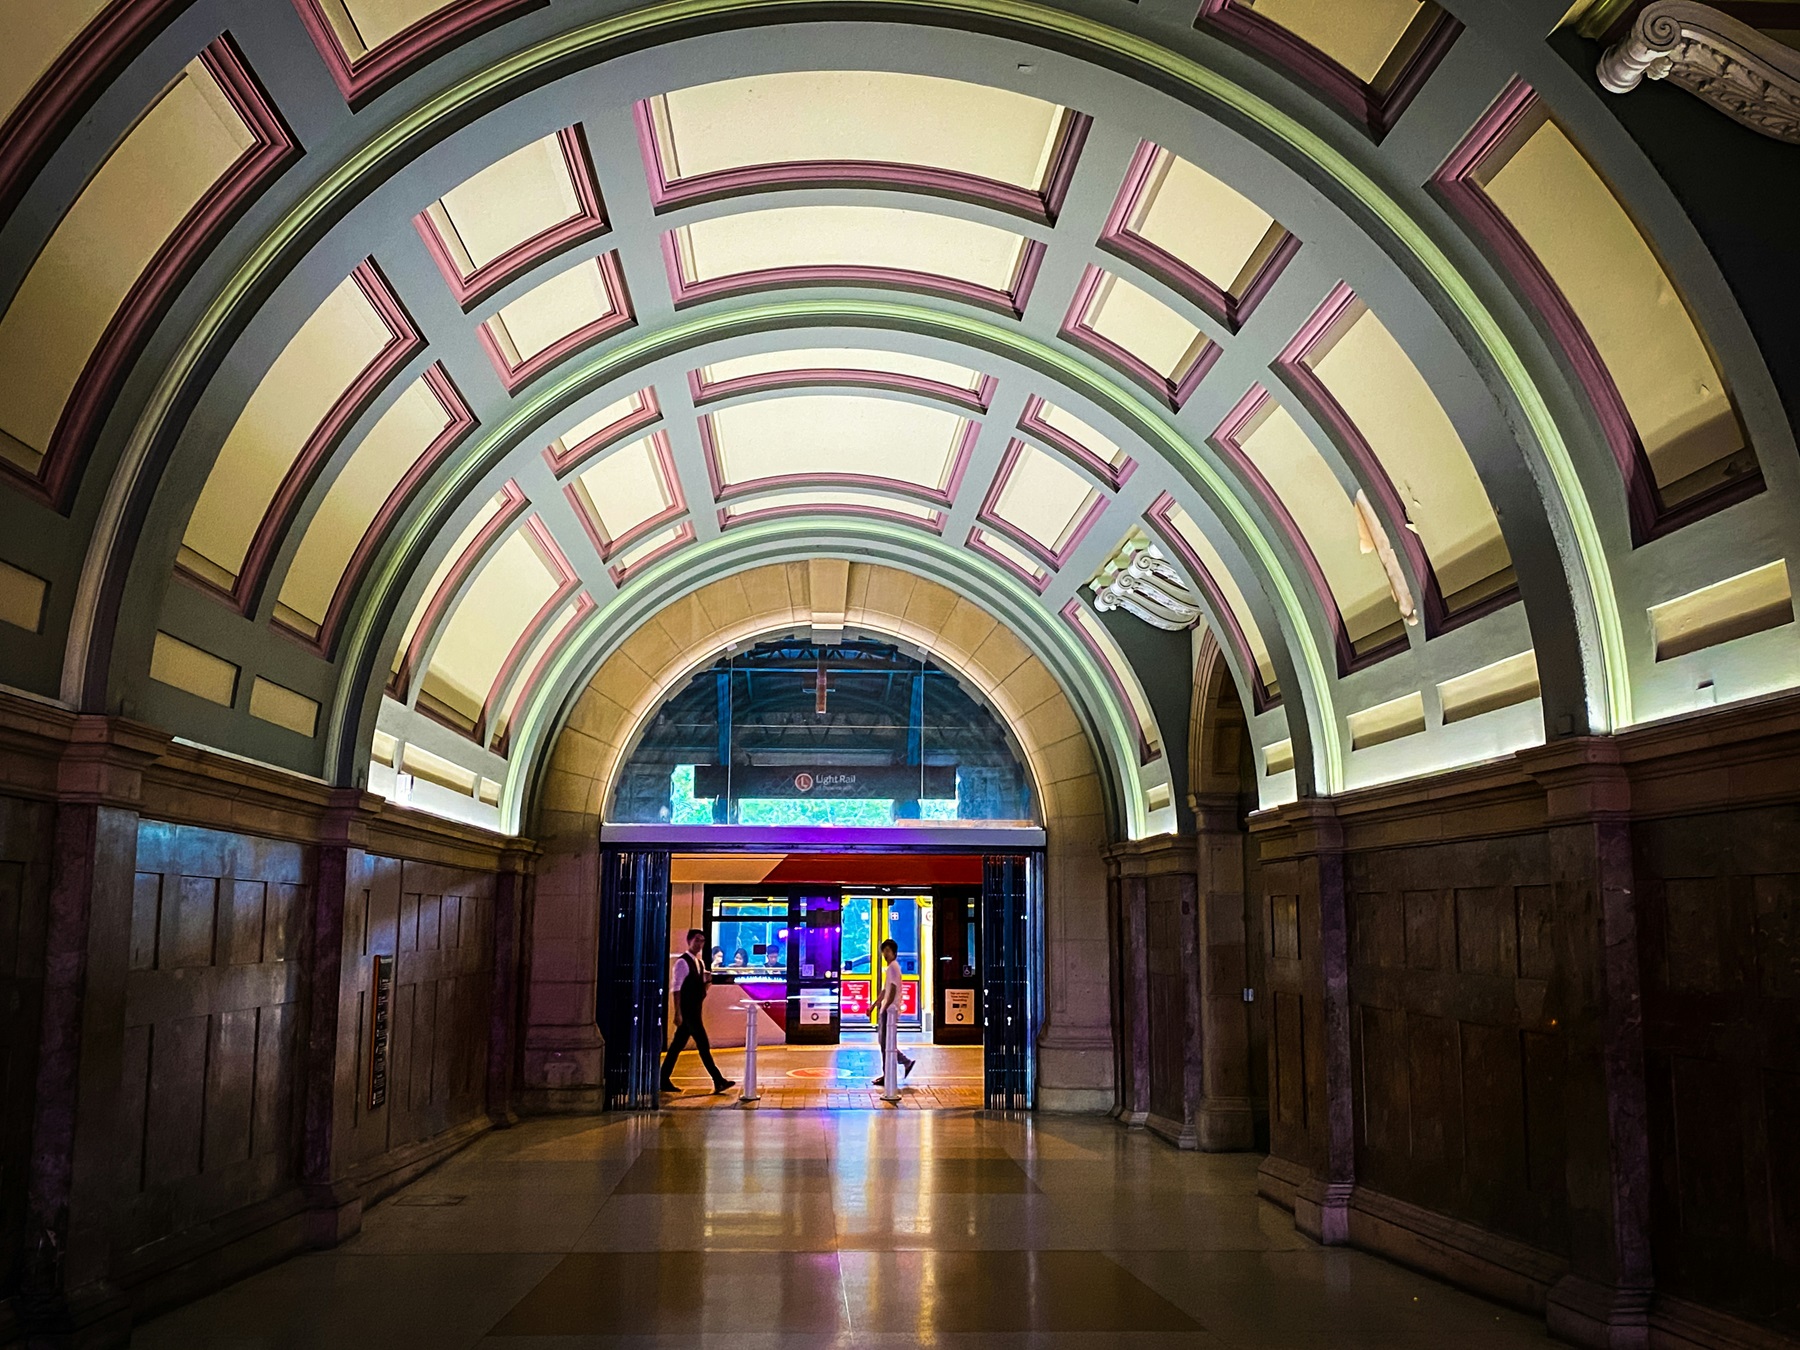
{"left": 944, "top": 988, "right": 975, "bottom": 1025}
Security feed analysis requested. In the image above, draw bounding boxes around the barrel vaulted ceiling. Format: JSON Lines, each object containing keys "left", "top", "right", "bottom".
{"left": 0, "top": 0, "right": 1795, "bottom": 837}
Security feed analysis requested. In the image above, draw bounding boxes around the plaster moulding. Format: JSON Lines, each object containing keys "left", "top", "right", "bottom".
{"left": 1599, "top": 0, "right": 1800, "bottom": 144}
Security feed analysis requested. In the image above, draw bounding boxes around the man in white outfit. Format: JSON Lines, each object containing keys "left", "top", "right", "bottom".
{"left": 871, "top": 937, "right": 916, "bottom": 1087}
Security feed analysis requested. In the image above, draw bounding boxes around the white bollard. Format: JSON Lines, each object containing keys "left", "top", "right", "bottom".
{"left": 740, "top": 1000, "right": 760, "bottom": 1102}
{"left": 880, "top": 1010, "right": 901, "bottom": 1103}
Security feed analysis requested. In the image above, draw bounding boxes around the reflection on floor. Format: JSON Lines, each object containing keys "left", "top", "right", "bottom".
{"left": 132, "top": 1111, "right": 1554, "bottom": 1348}
{"left": 665, "top": 1036, "right": 983, "bottom": 1109}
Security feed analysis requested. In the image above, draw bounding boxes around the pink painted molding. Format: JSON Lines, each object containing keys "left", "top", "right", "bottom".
{"left": 1, "top": 34, "right": 298, "bottom": 515}
{"left": 562, "top": 429, "right": 687, "bottom": 561}
{"left": 1144, "top": 490, "right": 1279, "bottom": 713}
{"left": 477, "top": 251, "right": 635, "bottom": 393}
{"left": 1196, "top": 0, "right": 1462, "bottom": 140}
{"left": 0, "top": 0, "right": 186, "bottom": 219}
{"left": 1017, "top": 395, "right": 1137, "bottom": 491}
{"left": 966, "top": 527, "right": 1051, "bottom": 594}
{"left": 273, "top": 363, "right": 478, "bottom": 657}
{"left": 389, "top": 479, "right": 528, "bottom": 699}
{"left": 635, "top": 100, "right": 1093, "bottom": 225}
{"left": 974, "top": 438, "right": 1111, "bottom": 572}
{"left": 290, "top": 0, "right": 544, "bottom": 107}
{"left": 414, "top": 124, "right": 609, "bottom": 310}
{"left": 1433, "top": 78, "right": 1763, "bottom": 544}
{"left": 179, "top": 258, "right": 423, "bottom": 614}
{"left": 491, "top": 591, "right": 596, "bottom": 755}
{"left": 1274, "top": 281, "right": 1520, "bottom": 636}
{"left": 1061, "top": 265, "right": 1221, "bottom": 411}
{"left": 541, "top": 387, "right": 661, "bottom": 476}
{"left": 418, "top": 513, "right": 579, "bottom": 744}
{"left": 1059, "top": 597, "right": 1159, "bottom": 766}
{"left": 1099, "top": 140, "right": 1302, "bottom": 334}
{"left": 1210, "top": 384, "right": 1406, "bottom": 677}
{"left": 662, "top": 230, "right": 1046, "bottom": 319}
{"left": 699, "top": 412, "right": 978, "bottom": 508}
{"left": 689, "top": 364, "right": 997, "bottom": 415}
{"left": 606, "top": 519, "right": 695, "bottom": 586}
{"left": 720, "top": 499, "right": 946, "bottom": 535}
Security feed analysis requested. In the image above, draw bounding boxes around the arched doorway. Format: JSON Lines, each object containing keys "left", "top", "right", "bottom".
{"left": 523, "top": 561, "right": 1127, "bottom": 1117}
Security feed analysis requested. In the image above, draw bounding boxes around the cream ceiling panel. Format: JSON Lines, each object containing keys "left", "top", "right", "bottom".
{"left": 709, "top": 395, "right": 967, "bottom": 491}
{"left": 610, "top": 522, "right": 687, "bottom": 571}
{"left": 1247, "top": 0, "right": 1428, "bottom": 82}
{"left": 1482, "top": 116, "right": 1742, "bottom": 493}
{"left": 993, "top": 444, "right": 1098, "bottom": 550}
{"left": 1128, "top": 149, "right": 1278, "bottom": 293}
{"left": 0, "top": 57, "right": 254, "bottom": 468}
{"left": 676, "top": 205, "right": 1027, "bottom": 290}
{"left": 432, "top": 132, "right": 580, "bottom": 272}
{"left": 1309, "top": 306, "right": 1511, "bottom": 601}
{"left": 0, "top": 0, "right": 108, "bottom": 124}
{"left": 558, "top": 392, "right": 653, "bottom": 450}
{"left": 182, "top": 274, "right": 395, "bottom": 581}
{"left": 1239, "top": 403, "right": 1400, "bottom": 645}
{"left": 328, "top": 0, "right": 453, "bottom": 54}
{"left": 393, "top": 488, "right": 513, "bottom": 676}
{"left": 425, "top": 529, "right": 559, "bottom": 719}
{"left": 702, "top": 347, "right": 985, "bottom": 392}
{"left": 1034, "top": 401, "right": 1128, "bottom": 470}
{"left": 1085, "top": 273, "right": 1209, "bottom": 379}
{"left": 277, "top": 377, "right": 453, "bottom": 630}
{"left": 1160, "top": 501, "right": 1278, "bottom": 689}
{"left": 724, "top": 489, "right": 941, "bottom": 522}
{"left": 576, "top": 436, "right": 676, "bottom": 540}
{"left": 655, "top": 71, "right": 1064, "bottom": 186}
{"left": 488, "top": 259, "right": 613, "bottom": 363}
{"left": 975, "top": 527, "right": 1051, "bottom": 579}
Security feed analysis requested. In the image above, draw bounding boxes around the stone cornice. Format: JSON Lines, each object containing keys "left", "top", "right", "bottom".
{"left": 1600, "top": 1, "right": 1800, "bottom": 144}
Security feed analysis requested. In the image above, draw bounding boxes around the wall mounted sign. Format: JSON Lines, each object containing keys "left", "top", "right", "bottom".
{"left": 944, "top": 987, "right": 976, "bottom": 1025}
{"left": 368, "top": 953, "right": 395, "bottom": 1110}
{"left": 692, "top": 765, "right": 957, "bottom": 799}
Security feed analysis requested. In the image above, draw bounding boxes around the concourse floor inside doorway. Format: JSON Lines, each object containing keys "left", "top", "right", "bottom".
{"left": 664, "top": 1033, "right": 983, "bottom": 1109}
{"left": 133, "top": 1111, "right": 1554, "bottom": 1348}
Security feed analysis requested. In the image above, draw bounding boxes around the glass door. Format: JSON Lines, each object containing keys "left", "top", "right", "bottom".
{"left": 788, "top": 894, "right": 842, "bottom": 1044}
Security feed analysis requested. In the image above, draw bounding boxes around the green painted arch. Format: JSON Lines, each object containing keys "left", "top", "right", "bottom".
{"left": 74, "top": 0, "right": 1626, "bottom": 755}
{"left": 497, "top": 521, "right": 1158, "bottom": 840}
{"left": 332, "top": 298, "right": 1338, "bottom": 800}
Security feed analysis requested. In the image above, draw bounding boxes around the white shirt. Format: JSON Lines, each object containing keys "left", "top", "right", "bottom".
{"left": 878, "top": 958, "right": 903, "bottom": 1013}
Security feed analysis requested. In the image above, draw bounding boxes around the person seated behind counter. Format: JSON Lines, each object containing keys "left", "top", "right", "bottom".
{"left": 732, "top": 949, "right": 749, "bottom": 967}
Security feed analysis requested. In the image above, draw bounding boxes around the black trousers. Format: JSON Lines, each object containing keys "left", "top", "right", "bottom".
{"left": 661, "top": 1016, "right": 724, "bottom": 1086}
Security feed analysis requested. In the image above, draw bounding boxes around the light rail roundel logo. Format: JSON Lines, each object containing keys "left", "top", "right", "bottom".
{"left": 794, "top": 772, "right": 814, "bottom": 792}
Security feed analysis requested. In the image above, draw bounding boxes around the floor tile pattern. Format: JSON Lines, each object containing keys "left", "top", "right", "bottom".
{"left": 132, "top": 1111, "right": 1555, "bottom": 1348}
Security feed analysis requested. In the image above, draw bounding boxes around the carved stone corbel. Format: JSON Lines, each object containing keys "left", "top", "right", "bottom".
{"left": 1598, "top": 0, "right": 1800, "bottom": 145}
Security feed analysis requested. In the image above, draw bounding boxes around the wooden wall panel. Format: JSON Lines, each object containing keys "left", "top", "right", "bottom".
{"left": 1343, "top": 833, "right": 1569, "bottom": 1252}
{"left": 339, "top": 854, "right": 493, "bottom": 1167}
{"left": 0, "top": 793, "right": 52, "bottom": 1299}
{"left": 121, "top": 823, "right": 312, "bottom": 1257}
{"left": 1637, "top": 803, "right": 1800, "bottom": 1337}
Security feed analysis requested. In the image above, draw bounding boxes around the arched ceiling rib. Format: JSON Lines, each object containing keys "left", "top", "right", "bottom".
{"left": 0, "top": 0, "right": 1795, "bottom": 840}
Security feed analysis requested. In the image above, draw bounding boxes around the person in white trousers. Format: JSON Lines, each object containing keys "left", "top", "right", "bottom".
{"left": 871, "top": 937, "right": 916, "bottom": 1087}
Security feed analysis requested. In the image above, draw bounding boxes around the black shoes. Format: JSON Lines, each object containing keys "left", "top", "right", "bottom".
{"left": 711, "top": 1080, "right": 735, "bottom": 1094}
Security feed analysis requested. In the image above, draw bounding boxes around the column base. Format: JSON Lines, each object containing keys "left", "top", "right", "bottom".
{"left": 1196, "top": 1098, "right": 1256, "bottom": 1151}
{"left": 1294, "top": 1178, "right": 1353, "bottom": 1246}
{"left": 302, "top": 1181, "right": 364, "bottom": 1249}
{"left": 1546, "top": 1275, "right": 1651, "bottom": 1350}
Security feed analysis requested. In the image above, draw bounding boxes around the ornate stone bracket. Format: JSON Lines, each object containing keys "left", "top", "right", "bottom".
{"left": 1090, "top": 535, "right": 1202, "bottom": 631}
{"left": 1599, "top": 0, "right": 1800, "bottom": 145}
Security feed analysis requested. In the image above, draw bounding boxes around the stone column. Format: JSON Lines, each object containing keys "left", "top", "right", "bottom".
{"left": 21, "top": 716, "right": 166, "bottom": 1348}
{"left": 486, "top": 845, "right": 537, "bottom": 1125}
{"left": 1191, "top": 793, "right": 1256, "bottom": 1151}
{"left": 1523, "top": 742, "right": 1652, "bottom": 1349}
{"left": 1253, "top": 800, "right": 1354, "bottom": 1244}
{"left": 299, "top": 790, "right": 382, "bottom": 1249}
{"left": 1103, "top": 850, "right": 1150, "bottom": 1126}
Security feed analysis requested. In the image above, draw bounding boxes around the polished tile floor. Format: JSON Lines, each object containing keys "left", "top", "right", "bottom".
{"left": 133, "top": 1111, "right": 1554, "bottom": 1347}
{"left": 665, "top": 1038, "right": 984, "bottom": 1109}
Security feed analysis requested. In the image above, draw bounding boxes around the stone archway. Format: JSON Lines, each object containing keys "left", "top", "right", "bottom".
{"left": 520, "top": 561, "right": 1117, "bottom": 1112}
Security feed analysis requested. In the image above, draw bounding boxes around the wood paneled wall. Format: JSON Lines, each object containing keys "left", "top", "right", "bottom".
{"left": 0, "top": 795, "right": 52, "bottom": 1301}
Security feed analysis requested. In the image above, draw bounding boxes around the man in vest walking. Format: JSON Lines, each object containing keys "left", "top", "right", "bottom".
{"left": 661, "top": 928, "right": 735, "bottom": 1096}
